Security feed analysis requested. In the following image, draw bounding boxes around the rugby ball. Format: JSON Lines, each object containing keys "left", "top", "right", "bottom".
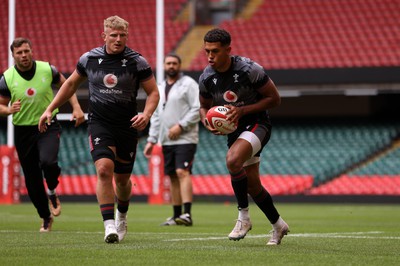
{"left": 206, "top": 106, "right": 238, "bottom": 134}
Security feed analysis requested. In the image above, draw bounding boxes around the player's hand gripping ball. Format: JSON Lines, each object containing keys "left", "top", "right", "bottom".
{"left": 206, "top": 106, "right": 238, "bottom": 134}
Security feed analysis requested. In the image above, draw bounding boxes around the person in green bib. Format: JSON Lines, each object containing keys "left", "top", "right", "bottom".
{"left": 0, "top": 37, "right": 85, "bottom": 232}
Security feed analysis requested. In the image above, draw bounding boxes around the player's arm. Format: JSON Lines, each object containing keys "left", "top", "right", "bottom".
{"left": 226, "top": 79, "right": 281, "bottom": 122}
{"left": 199, "top": 94, "right": 212, "bottom": 126}
{"left": 199, "top": 94, "right": 220, "bottom": 134}
{"left": 0, "top": 97, "right": 21, "bottom": 116}
{"left": 56, "top": 73, "right": 85, "bottom": 127}
{"left": 143, "top": 95, "right": 161, "bottom": 159}
{"left": 199, "top": 77, "right": 220, "bottom": 134}
{"left": 131, "top": 75, "right": 160, "bottom": 131}
{"left": 251, "top": 78, "right": 281, "bottom": 110}
{"left": 49, "top": 71, "right": 85, "bottom": 112}
{"left": 0, "top": 78, "right": 21, "bottom": 116}
{"left": 0, "top": 96, "right": 11, "bottom": 116}
{"left": 39, "top": 70, "right": 86, "bottom": 131}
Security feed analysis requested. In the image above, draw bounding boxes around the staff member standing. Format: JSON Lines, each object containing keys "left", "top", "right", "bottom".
{"left": 144, "top": 53, "right": 200, "bottom": 226}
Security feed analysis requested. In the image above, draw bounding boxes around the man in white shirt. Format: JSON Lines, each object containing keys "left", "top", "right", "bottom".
{"left": 144, "top": 53, "right": 200, "bottom": 226}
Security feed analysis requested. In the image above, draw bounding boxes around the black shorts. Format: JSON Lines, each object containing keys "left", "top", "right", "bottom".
{"left": 88, "top": 121, "right": 138, "bottom": 163}
{"left": 162, "top": 144, "right": 197, "bottom": 176}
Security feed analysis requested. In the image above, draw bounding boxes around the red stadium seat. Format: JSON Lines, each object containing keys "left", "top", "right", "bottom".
{"left": 189, "top": 0, "right": 400, "bottom": 70}
{"left": 0, "top": 0, "right": 189, "bottom": 73}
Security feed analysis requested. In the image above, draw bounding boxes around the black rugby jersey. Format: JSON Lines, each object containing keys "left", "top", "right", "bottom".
{"left": 77, "top": 46, "right": 153, "bottom": 128}
{"left": 199, "top": 55, "right": 271, "bottom": 128}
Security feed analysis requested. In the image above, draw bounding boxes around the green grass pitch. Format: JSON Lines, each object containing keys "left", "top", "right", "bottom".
{"left": 0, "top": 202, "right": 399, "bottom": 265}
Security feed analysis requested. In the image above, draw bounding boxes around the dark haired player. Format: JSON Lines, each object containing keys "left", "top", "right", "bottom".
{"left": 0, "top": 37, "right": 85, "bottom": 232}
{"left": 199, "top": 28, "right": 289, "bottom": 245}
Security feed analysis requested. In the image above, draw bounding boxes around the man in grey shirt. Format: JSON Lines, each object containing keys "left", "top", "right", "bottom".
{"left": 144, "top": 53, "right": 200, "bottom": 226}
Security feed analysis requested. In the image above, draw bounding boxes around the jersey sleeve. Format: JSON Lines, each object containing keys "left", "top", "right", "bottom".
{"left": 50, "top": 64, "right": 61, "bottom": 84}
{"left": 0, "top": 76, "right": 11, "bottom": 98}
{"left": 198, "top": 74, "right": 213, "bottom": 99}
{"left": 134, "top": 55, "right": 153, "bottom": 82}
{"left": 76, "top": 52, "right": 90, "bottom": 77}
{"left": 248, "top": 61, "right": 270, "bottom": 90}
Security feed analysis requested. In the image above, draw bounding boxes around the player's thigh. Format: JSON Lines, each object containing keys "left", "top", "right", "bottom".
{"left": 37, "top": 122, "right": 61, "bottom": 164}
{"left": 88, "top": 121, "right": 111, "bottom": 146}
{"left": 115, "top": 128, "right": 138, "bottom": 163}
{"left": 227, "top": 139, "right": 253, "bottom": 167}
{"left": 88, "top": 122, "right": 116, "bottom": 162}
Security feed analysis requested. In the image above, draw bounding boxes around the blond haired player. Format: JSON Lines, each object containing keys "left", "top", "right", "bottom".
{"left": 39, "top": 16, "right": 159, "bottom": 243}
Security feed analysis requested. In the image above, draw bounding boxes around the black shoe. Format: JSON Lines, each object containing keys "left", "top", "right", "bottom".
{"left": 175, "top": 213, "right": 193, "bottom": 226}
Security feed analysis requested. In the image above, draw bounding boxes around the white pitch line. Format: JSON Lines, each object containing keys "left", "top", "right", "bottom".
{"left": 1, "top": 230, "right": 399, "bottom": 241}
{"left": 164, "top": 231, "right": 400, "bottom": 242}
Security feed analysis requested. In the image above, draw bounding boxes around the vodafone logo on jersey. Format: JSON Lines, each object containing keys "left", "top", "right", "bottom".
{"left": 25, "top": 88, "right": 36, "bottom": 97}
{"left": 103, "top": 74, "right": 118, "bottom": 88}
{"left": 223, "top": 90, "right": 238, "bottom": 103}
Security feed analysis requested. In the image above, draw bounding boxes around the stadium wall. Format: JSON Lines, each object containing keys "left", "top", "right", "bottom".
{"left": 54, "top": 67, "right": 400, "bottom": 119}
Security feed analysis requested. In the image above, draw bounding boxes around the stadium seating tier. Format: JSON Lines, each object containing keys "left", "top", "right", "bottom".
{"left": 2, "top": 0, "right": 399, "bottom": 72}
{"left": 189, "top": 0, "right": 400, "bottom": 70}
{"left": 0, "top": 0, "right": 189, "bottom": 73}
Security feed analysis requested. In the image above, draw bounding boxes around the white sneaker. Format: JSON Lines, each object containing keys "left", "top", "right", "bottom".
{"left": 104, "top": 224, "right": 119, "bottom": 244}
{"left": 267, "top": 221, "right": 289, "bottom": 245}
{"left": 228, "top": 219, "right": 252, "bottom": 241}
{"left": 160, "top": 217, "right": 178, "bottom": 226}
{"left": 115, "top": 210, "right": 127, "bottom": 242}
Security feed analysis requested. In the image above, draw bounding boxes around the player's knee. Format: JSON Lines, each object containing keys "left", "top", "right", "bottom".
{"left": 114, "top": 160, "right": 134, "bottom": 174}
{"left": 226, "top": 153, "right": 242, "bottom": 172}
{"left": 96, "top": 162, "right": 114, "bottom": 180}
{"left": 91, "top": 147, "right": 115, "bottom": 178}
{"left": 176, "top": 168, "right": 190, "bottom": 178}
